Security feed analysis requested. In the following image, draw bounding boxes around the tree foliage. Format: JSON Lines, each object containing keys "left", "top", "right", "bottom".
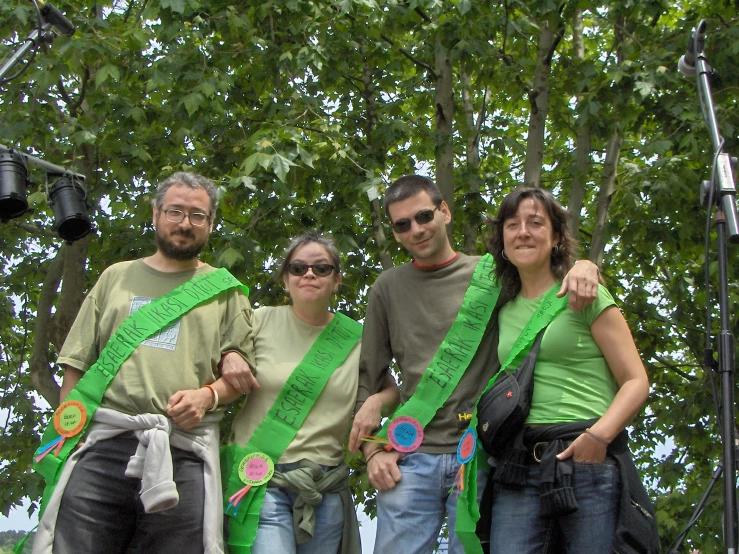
{"left": 2, "top": 0, "right": 739, "bottom": 550}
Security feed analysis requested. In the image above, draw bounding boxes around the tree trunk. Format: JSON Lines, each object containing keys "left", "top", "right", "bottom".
{"left": 461, "top": 67, "right": 488, "bottom": 254}
{"left": 567, "top": 7, "right": 590, "bottom": 240}
{"left": 361, "top": 48, "right": 393, "bottom": 270}
{"left": 589, "top": 126, "right": 622, "bottom": 266}
{"left": 590, "top": 12, "right": 626, "bottom": 265}
{"left": 434, "top": 34, "right": 454, "bottom": 240}
{"left": 30, "top": 247, "right": 65, "bottom": 408}
{"left": 49, "top": 236, "right": 89, "bottom": 350}
{"left": 523, "top": 11, "right": 563, "bottom": 188}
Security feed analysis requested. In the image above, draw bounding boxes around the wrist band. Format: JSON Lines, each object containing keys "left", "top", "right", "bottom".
{"left": 364, "top": 449, "right": 382, "bottom": 464}
{"left": 204, "top": 384, "right": 219, "bottom": 412}
{"left": 584, "top": 428, "right": 609, "bottom": 446}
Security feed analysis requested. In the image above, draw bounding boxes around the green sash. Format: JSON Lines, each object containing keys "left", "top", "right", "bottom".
{"left": 224, "top": 312, "right": 362, "bottom": 554}
{"left": 34, "top": 267, "right": 248, "bottom": 517}
{"left": 455, "top": 283, "right": 568, "bottom": 554}
{"left": 378, "top": 254, "right": 499, "bottom": 441}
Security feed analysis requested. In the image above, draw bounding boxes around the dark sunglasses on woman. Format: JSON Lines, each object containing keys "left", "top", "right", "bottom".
{"left": 287, "top": 263, "right": 336, "bottom": 277}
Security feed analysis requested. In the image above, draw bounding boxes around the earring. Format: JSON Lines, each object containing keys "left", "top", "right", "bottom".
{"left": 502, "top": 250, "right": 509, "bottom": 261}
{"left": 551, "top": 245, "right": 560, "bottom": 256}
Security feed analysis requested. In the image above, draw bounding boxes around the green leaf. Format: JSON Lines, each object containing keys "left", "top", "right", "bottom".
{"left": 27, "top": 191, "right": 47, "bottom": 206}
{"left": 635, "top": 80, "right": 655, "bottom": 99}
{"left": 198, "top": 81, "right": 217, "bottom": 98}
{"left": 456, "top": 0, "right": 472, "bottom": 15}
{"left": 70, "top": 129, "right": 97, "bottom": 144}
{"left": 241, "top": 153, "right": 272, "bottom": 176}
{"left": 94, "top": 65, "right": 120, "bottom": 88}
{"left": 161, "top": 0, "right": 186, "bottom": 14}
{"left": 128, "top": 107, "right": 146, "bottom": 123}
{"left": 219, "top": 247, "right": 244, "bottom": 268}
{"left": 272, "top": 155, "right": 294, "bottom": 183}
{"left": 297, "top": 145, "right": 314, "bottom": 168}
{"left": 179, "top": 92, "right": 205, "bottom": 116}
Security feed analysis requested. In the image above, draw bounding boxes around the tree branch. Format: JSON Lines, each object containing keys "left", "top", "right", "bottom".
{"left": 653, "top": 356, "right": 699, "bottom": 381}
{"left": 12, "top": 221, "right": 57, "bottom": 238}
{"left": 29, "top": 247, "right": 65, "bottom": 408}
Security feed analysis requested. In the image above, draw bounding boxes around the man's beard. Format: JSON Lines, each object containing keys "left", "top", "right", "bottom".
{"left": 155, "top": 228, "right": 207, "bottom": 260}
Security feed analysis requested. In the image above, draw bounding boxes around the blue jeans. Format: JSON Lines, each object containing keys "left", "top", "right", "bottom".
{"left": 251, "top": 463, "right": 344, "bottom": 554}
{"left": 489, "top": 459, "right": 620, "bottom": 554}
{"left": 374, "top": 452, "right": 486, "bottom": 554}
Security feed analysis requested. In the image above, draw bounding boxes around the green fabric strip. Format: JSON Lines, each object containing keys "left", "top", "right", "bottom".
{"left": 379, "top": 254, "right": 499, "bottom": 438}
{"left": 224, "top": 312, "right": 362, "bottom": 553}
{"left": 455, "top": 283, "right": 568, "bottom": 553}
{"left": 34, "top": 268, "right": 247, "bottom": 517}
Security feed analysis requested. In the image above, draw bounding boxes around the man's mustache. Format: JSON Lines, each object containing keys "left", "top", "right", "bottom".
{"left": 171, "top": 229, "right": 195, "bottom": 238}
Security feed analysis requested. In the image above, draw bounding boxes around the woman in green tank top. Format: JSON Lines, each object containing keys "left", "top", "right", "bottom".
{"left": 482, "top": 187, "right": 650, "bottom": 554}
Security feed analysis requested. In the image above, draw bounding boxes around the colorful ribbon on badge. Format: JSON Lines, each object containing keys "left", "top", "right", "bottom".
{"left": 452, "top": 427, "right": 477, "bottom": 493}
{"left": 227, "top": 453, "right": 274, "bottom": 516}
{"left": 361, "top": 415, "right": 425, "bottom": 453}
{"left": 35, "top": 400, "right": 87, "bottom": 462}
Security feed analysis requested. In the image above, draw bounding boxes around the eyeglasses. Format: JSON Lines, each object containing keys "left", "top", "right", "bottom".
{"left": 390, "top": 204, "right": 442, "bottom": 233}
{"left": 287, "top": 263, "right": 336, "bottom": 277}
{"left": 163, "top": 208, "right": 209, "bottom": 226}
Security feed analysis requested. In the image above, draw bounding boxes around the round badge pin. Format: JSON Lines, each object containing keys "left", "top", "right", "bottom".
{"left": 238, "top": 452, "right": 274, "bottom": 486}
{"left": 387, "top": 416, "right": 424, "bottom": 453}
{"left": 53, "top": 400, "right": 87, "bottom": 438}
{"left": 457, "top": 427, "right": 477, "bottom": 465}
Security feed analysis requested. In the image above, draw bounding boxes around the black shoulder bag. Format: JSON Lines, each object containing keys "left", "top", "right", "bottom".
{"left": 476, "top": 328, "right": 545, "bottom": 457}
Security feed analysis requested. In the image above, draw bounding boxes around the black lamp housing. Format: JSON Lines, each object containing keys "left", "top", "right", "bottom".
{"left": 0, "top": 150, "right": 29, "bottom": 222}
{"left": 49, "top": 175, "right": 91, "bottom": 242}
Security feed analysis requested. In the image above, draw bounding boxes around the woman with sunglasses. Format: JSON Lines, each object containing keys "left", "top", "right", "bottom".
{"left": 481, "top": 187, "right": 651, "bottom": 553}
{"left": 224, "top": 232, "right": 399, "bottom": 554}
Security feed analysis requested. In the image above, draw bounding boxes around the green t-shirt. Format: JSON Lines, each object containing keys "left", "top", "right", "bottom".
{"left": 230, "top": 306, "right": 360, "bottom": 466}
{"left": 57, "top": 259, "right": 254, "bottom": 416}
{"left": 498, "top": 284, "right": 618, "bottom": 423}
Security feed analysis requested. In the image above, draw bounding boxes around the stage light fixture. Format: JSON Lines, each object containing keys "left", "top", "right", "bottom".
{"left": 48, "top": 175, "right": 91, "bottom": 242}
{"left": 0, "top": 150, "right": 29, "bottom": 222}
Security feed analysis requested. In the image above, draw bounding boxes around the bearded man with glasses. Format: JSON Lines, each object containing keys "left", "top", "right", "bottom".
{"left": 33, "top": 171, "right": 257, "bottom": 554}
{"left": 349, "top": 175, "right": 601, "bottom": 554}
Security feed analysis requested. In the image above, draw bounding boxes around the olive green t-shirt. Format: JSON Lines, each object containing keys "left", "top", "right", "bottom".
{"left": 498, "top": 284, "right": 618, "bottom": 423}
{"left": 57, "top": 259, "right": 254, "bottom": 416}
{"left": 356, "top": 254, "right": 499, "bottom": 453}
{"left": 230, "top": 306, "right": 360, "bottom": 466}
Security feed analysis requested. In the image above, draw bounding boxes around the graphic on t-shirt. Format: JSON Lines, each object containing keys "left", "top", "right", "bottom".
{"left": 456, "top": 400, "right": 475, "bottom": 433}
{"left": 130, "top": 296, "right": 181, "bottom": 351}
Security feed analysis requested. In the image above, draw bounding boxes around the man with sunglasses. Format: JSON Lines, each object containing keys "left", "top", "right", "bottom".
{"left": 352, "top": 175, "right": 599, "bottom": 554}
{"left": 34, "top": 172, "right": 256, "bottom": 554}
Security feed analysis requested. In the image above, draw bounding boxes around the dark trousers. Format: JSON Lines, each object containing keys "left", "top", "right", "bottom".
{"left": 52, "top": 437, "right": 205, "bottom": 554}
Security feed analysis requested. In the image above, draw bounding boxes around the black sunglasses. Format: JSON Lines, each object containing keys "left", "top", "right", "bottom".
{"left": 287, "top": 263, "right": 336, "bottom": 277}
{"left": 391, "top": 204, "right": 442, "bottom": 233}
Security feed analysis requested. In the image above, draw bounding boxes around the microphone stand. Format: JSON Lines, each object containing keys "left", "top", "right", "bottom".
{"left": 0, "top": 15, "right": 56, "bottom": 83}
{"left": 689, "top": 19, "right": 739, "bottom": 554}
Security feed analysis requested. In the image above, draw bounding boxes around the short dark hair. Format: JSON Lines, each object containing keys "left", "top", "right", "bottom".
{"left": 486, "top": 187, "right": 577, "bottom": 304}
{"left": 275, "top": 232, "right": 342, "bottom": 282}
{"left": 383, "top": 175, "right": 444, "bottom": 218}
{"left": 153, "top": 171, "right": 218, "bottom": 220}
